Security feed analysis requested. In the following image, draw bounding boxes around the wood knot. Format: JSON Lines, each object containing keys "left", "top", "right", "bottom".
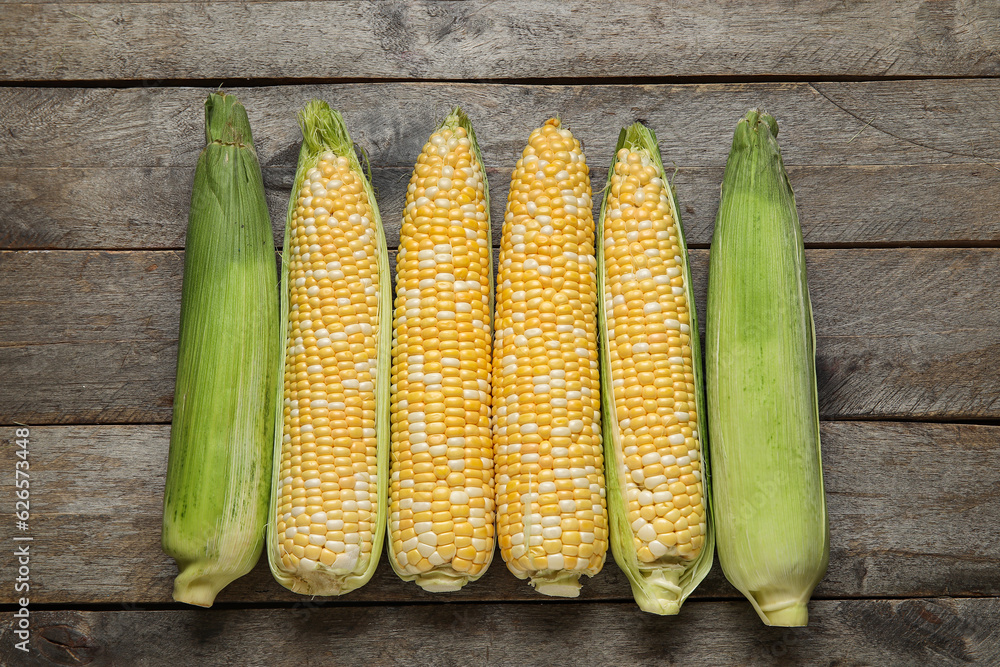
{"left": 37, "top": 623, "right": 101, "bottom": 666}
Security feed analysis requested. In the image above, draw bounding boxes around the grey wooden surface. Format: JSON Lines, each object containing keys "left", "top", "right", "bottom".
{"left": 3, "top": 248, "right": 998, "bottom": 424}
{"left": 3, "top": 599, "right": 1000, "bottom": 666}
{"left": 2, "top": 1, "right": 999, "bottom": 80}
{"left": 3, "top": 81, "right": 999, "bottom": 251}
{"left": 1, "top": 421, "right": 997, "bottom": 607}
{"left": 1, "top": 1, "right": 999, "bottom": 664}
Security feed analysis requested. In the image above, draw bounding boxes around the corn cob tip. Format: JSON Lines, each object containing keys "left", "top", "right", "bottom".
{"left": 203, "top": 91, "right": 254, "bottom": 148}
{"left": 297, "top": 100, "right": 353, "bottom": 157}
{"left": 617, "top": 121, "right": 657, "bottom": 150}
{"left": 434, "top": 107, "right": 491, "bottom": 215}
{"left": 438, "top": 106, "right": 471, "bottom": 130}
{"left": 738, "top": 109, "right": 780, "bottom": 139}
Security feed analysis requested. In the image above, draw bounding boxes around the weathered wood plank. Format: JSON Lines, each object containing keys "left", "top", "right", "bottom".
{"left": 1, "top": 1, "right": 998, "bottom": 81}
{"left": 1, "top": 421, "right": 997, "bottom": 605}
{"left": 2, "top": 81, "right": 999, "bottom": 175}
{"left": 4, "top": 163, "right": 999, "bottom": 250}
{"left": 2, "top": 248, "right": 998, "bottom": 424}
{"left": 805, "top": 249, "right": 1000, "bottom": 420}
{"left": 4, "top": 598, "right": 1000, "bottom": 666}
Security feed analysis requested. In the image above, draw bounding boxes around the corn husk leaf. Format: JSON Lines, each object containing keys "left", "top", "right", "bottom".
{"left": 706, "top": 109, "right": 829, "bottom": 627}
{"left": 266, "top": 101, "right": 392, "bottom": 595}
{"left": 162, "top": 91, "right": 279, "bottom": 607}
{"left": 598, "top": 122, "right": 714, "bottom": 615}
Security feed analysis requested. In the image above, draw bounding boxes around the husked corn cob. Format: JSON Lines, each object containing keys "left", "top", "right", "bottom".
{"left": 162, "top": 92, "right": 278, "bottom": 607}
{"left": 598, "top": 122, "right": 713, "bottom": 614}
{"left": 267, "top": 101, "right": 391, "bottom": 595}
{"left": 494, "top": 118, "right": 607, "bottom": 597}
{"left": 707, "top": 110, "right": 828, "bottom": 626}
{"left": 388, "top": 109, "right": 495, "bottom": 592}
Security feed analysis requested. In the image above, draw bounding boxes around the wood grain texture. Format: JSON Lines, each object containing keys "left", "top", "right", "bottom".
{"left": 1, "top": 1, "right": 999, "bottom": 81}
{"left": 2, "top": 81, "right": 999, "bottom": 173}
{"left": 1, "top": 420, "right": 998, "bottom": 605}
{"left": 2, "top": 248, "right": 998, "bottom": 424}
{"left": 3, "top": 598, "right": 1000, "bottom": 666}
{"left": 4, "top": 163, "right": 999, "bottom": 250}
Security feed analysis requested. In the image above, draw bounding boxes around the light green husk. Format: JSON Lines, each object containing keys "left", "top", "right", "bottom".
{"left": 597, "top": 122, "right": 714, "bottom": 615}
{"left": 162, "top": 92, "right": 279, "bottom": 608}
{"left": 706, "top": 110, "right": 829, "bottom": 627}
{"left": 387, "top": 107, "right": 494, "bottom": 593}
{"left": 266, "top": 101, "right": 392, "bottom": 596}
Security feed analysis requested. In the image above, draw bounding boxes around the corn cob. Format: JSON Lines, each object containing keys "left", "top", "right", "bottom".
{"left": 388, "top": 108, "right": 495, "bottom": 591}
{"left": 598, "top": 122, "right": 713, "bottom": 614}
{"left": 162, "top": 92, "right": 278, "bottom": 607}
{"left": 266, "top": 102, "right": 391, "bottom": 596}
{"left": 493, "top": 118, "right": 607, "bottom": 597}
{"left": 706, "top": 110, "right": 828, "bottom": 626}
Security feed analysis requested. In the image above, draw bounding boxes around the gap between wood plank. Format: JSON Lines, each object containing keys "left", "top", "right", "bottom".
{"left": 6, "top": 415, "right": 1000, "bottom": 428}
{"left": 5, "top": 240, "right": 1000, "bottom": 253}
{"left": 3, "top": 592, "right": 999, "bottom": 615}
{"left": 4, "top": 73, "right": 1000, "bottom": 89}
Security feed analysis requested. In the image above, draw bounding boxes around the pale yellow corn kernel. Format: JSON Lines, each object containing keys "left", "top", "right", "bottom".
{"left": 605, "top": 148, "right": 706, "bottom": 565}
{"left": 494, "top": 119, "right": 608, "bottom": 596}
{"left": 389, "top": 119, "right": 495, "bottom": 590}
{"left": 276, "top": 153, "right": 381, "bottom": 583}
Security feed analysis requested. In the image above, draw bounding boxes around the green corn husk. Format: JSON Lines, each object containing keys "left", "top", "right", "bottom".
{"left": 162, "top": 92, "right": 279, "bottom": 608}
{"left": 598, "top": 122, "right": 714, "bottom": 615}
{"left": 266, "top": 101, "right": 392, "bottom": 595}
{"left": 706, "top": 110, "right": 829, "bottom": 627}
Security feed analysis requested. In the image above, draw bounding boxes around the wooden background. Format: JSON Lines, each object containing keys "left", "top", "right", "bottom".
{"left": 2, "top": 1, "right": 1000, "bottom": 664}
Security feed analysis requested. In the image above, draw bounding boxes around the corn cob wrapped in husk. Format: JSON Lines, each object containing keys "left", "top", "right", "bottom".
{"left": 388, "top": 108, "right": 496, "bottom": 592}
{"left": 162, "top": 92, "right": 279, "bottom": 607}
{"left": 706, "top": 110, "right": 829, "bottom": 627}
{"left": 494, "top": 118, "right": 608, "bottom": 597}
{"left": 267, "top": 101, "right": 392, "bottom": 596}
{"left": 598, "top": 122, "right": 713, "bottom": 614}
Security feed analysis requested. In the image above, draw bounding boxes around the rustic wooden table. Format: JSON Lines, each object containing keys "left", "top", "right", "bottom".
{"left": 2, "top": 2, "right": 999, "bottom": 665}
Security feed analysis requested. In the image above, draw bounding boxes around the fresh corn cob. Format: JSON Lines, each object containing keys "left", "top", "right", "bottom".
{"left": 494, "top": 118, "right": 607, "bottom": 597}
{"left": 598, "top": 122, "right": 713, "bottom": 614}
{"left": 162, "top": 92, "right": 278, "bottom": 607}
{"left": 266, "top": 101, "right": 391, "bottom": 596}
{"left": 388, "top": 108, "right": 495, "bottom": 591}
{"left": 706, "top": 110, "right": 829, "bottom": 627}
